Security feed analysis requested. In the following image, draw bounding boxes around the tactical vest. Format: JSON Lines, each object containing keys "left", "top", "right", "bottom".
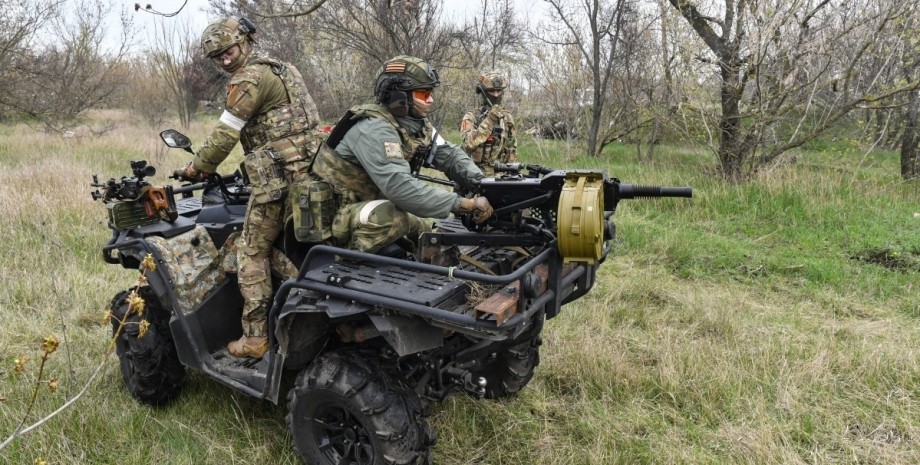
{"left": 467, "top": 106, "right": 513, "bottom": 164}
{"left": 311, "top": 104, "right": 434, "bottom": 202}
{"left": 238, "top": 57, "right": 319, "bottom": 154}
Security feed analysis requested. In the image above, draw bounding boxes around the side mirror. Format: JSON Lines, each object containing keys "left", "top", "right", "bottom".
{"left": 160, "top": 129, "right": 194, "bottom": 154}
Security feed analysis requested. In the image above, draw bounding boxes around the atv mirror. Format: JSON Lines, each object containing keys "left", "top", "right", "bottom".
{"left": 160, "top": 129, "right": 194, "bottom": 154}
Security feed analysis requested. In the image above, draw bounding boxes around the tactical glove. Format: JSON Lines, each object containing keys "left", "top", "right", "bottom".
{"left": 487, "top": 106, "right": 504, "bottom": 122}
{"left": 457, "top": 196, "right": 494, "bottom": 224}
{"left": 172, "top": 162, "right": 204, "bottom": 182}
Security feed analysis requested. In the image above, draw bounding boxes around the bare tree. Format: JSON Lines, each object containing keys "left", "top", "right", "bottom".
{"left": 899, "top": 15, "right": 920, "bottom": 179}
{"left": 147, "top": 18, "right": 207, "bottom": 128}
{"left": 668, "top": 0, "right": 920, "bottom": 180}
{"left": 2, "top": 0, "right": 132, "bottom": 133}
{"left": 452, "top": 0, "right": 527, "bottom": 71}
{"left": 540, "top": 0, "right": 639, "bottom": 158}
{"left": 0, "top": 0, "right": 64, "bottom": 120}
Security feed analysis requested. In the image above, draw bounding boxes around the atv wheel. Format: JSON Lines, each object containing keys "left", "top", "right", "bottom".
{"left": 110, "top": 287, "right": 185, "bottom": 406}
{"left": 472, "top": 335, "right": 542, "bottom": 399}
{"left": 287, "top": 351, "right": 435, "bottom": 465}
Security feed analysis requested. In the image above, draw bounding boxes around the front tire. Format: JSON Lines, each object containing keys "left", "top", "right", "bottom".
{"left": 110, "top": 287, "right": 185, "bottom": 406}
{"left": 287, "top": 351, "right": 435, "bottom": 465}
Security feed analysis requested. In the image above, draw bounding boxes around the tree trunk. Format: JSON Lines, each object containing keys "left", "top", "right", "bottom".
{"left": 901, "top": 88, "right": 920, "bottom": 180}
{"left": 717, "top": 58, "right": 745, "bottom": 181}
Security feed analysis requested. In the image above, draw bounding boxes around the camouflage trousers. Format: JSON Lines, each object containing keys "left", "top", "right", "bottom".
{"left": 237, "top": 162, "right": 307, "bottom": 337}
{"left": 331, "top": 199, "right": 431, "bottom": 253}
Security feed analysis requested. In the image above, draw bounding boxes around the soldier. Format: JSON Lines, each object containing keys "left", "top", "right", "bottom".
{"left": 173, "top": 17, "right": 322, "bottom": 359}
{"left": 460, "top": 71, "right": 517, "bottom": 177}
{"left": 308, "top": 55, "right": 494, "bottom": 254}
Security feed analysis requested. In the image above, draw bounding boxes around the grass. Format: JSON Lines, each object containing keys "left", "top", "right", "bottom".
{"left": 1, "top": 111, "right": 919, "bottom": 464}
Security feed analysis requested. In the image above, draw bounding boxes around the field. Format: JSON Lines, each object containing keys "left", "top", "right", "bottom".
{"left": 1, "top": 111, "right": 919, "bottom": 464}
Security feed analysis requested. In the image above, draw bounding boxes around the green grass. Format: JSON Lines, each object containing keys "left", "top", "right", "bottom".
{"left": 2, "top": 112, "right": 920, "bottom": 464}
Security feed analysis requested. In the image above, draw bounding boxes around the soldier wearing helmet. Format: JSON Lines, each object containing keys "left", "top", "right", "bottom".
{"left": 460, "top": 71, "right": 518, "bottom": 176}
{"left": 308, "top": 55, "right": 493, "bottom": 254}
{"left": 173, "top": 17, "right": 323, "bottom": 359}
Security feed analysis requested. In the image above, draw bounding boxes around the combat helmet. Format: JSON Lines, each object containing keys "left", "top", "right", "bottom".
{"left": 374, "top": 55, "right": 440, "bottom": 117}
{"left": 200, "top": 17, "right": 256, "bottom": 72}
{"left": 476, "top": 71, "right": 509, "bottom": 105}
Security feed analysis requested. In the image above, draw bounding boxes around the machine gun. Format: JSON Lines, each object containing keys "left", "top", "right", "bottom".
{"left": 456, "top": 163, "right": 692, "bottom": 264}
{"left": 90, "top": 160, "right": 178, "bottom": 228}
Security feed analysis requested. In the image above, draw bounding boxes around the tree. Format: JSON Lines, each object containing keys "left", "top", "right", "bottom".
{"left": 0, "top": 0, "right": 63, "bottom": 121}
{"left": 668, "top": 0, "right": 920, "bottom": 181}
{"left": 147, "top": 18, "right": 211, "bottom": 128}
{"left": 2, "top": 0, "right": 131, "bottom": 132}
{"left": 540, "top": 0, "right": 640, "bottom": 158}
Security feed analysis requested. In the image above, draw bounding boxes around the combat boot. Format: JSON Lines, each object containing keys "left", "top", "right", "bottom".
{"left": 228, "top": 335, "right": 268, "bottom": 358}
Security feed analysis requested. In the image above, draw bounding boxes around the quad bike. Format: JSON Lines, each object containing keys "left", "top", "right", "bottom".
{"left": 90, "top": 129, "right": 692, "bottom": 464}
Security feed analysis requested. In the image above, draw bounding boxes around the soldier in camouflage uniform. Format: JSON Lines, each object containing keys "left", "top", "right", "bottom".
{"left": 308, "top": 55, "right": 494, "bottom": 254}
{"left": 460, "top": 71, "right": 517, "bottom": 177}
{"left": 174, "top": 17, "right": 322, "bottom": 359}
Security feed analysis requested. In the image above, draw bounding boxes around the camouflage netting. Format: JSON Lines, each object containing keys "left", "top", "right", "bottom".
{"left": 146, "top": 227, "right": 296, "bottom": 315}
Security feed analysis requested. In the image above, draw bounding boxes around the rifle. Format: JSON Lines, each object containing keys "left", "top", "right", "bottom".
{"left": 409, "top": 126, "right": 456, "bottom": 188}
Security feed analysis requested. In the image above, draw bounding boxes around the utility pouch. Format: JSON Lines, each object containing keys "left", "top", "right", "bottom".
{"left": 244, "top": 149, "right": 287, "bottom": 204}
{"left": 291, "top": 179, "right": 335, "bottom": 242}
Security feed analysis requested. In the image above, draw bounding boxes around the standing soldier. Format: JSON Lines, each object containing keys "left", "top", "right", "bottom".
{"left": 460, "top": 71, "right": 517, "bottom": 177}
{"left": 173, "top": 17, "right": 322, "bottom": 359}
{"left": 307, "top": 55, "right": 494, "bottom": 255}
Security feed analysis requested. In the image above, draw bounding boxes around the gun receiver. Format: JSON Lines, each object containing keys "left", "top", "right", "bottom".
{"left": 467, "top": 164, "right": 693, "bottom": 263}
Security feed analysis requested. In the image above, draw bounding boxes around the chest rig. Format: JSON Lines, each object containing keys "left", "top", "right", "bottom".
{"left": 238, "top": 57, "right": 318, "bottom": 154}
{"left": 311, "top": 104, "right": 434, "bottom": 202}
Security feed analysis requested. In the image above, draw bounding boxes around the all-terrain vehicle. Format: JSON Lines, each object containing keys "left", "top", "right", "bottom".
{"left": 90, "top": 129, "right": 691, "bottom": 464}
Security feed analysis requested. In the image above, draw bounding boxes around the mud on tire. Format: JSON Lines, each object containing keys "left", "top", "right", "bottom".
{"left": 110, "top": 287, "right": 185, "bottom": 406}
{"left": 287, "top": 350, "right": 436, "bottom": 465}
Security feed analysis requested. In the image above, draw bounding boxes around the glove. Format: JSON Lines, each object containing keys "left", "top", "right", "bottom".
{"left": 172, "top": 162, "right": 204, "bottom": 182}
{"left": 457, "top": 196, "right": 494, "bottom": 224}
{"left": 486, "top": 106, "right": 504, "bottom": 122}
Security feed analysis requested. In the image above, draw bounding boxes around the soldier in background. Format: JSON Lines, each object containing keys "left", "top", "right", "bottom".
{"left": 308, "top": 55, "right": 494, "bottom": 255}
{"left": 460, "top": 71, "right": 517, "bottom": 177}
{"left": 173, "top": 17, "right": 322, "bottom": 359}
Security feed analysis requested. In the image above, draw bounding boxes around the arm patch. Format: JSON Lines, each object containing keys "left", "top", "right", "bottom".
{"left": 383, "top": 141, "right": 402, "bottom": 158}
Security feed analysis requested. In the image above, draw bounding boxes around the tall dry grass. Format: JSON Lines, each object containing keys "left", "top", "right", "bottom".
{"left": 1, "top": 112, "right": 919, "bottom": 464}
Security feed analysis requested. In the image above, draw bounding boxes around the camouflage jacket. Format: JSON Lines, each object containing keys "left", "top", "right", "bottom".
{"left": 460, "top": 105, "right": 517, "bottom": 168}
{"left": 193, "top": 55, "right": 322, "bottom": 173}
{"left": 311, "top": 104, "right": 483, "bottom": 219}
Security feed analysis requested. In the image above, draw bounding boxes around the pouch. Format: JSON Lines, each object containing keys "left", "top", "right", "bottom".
{"left": 291, "top": 179, "right": 335, "bottom": 242}
{"left": 244, "top": 150, "right": 287, "bottom": 204}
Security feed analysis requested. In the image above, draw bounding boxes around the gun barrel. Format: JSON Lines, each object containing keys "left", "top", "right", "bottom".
{"left": 618, "top": 184, "right": 693, "bottom": 199}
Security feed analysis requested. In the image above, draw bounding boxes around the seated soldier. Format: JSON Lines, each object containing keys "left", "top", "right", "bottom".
{"left": 308, "top": 55, "right": 494, "bottom": 254}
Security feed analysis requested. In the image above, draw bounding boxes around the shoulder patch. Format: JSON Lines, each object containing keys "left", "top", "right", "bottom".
{"left": 383, "top": 141, "right": 402, "bottom": 158}
{"left": 460, "top": 119, "right": 472, "bottom": 132}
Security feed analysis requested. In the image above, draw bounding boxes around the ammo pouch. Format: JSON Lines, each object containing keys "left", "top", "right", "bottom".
{"left": 243, "top": 149, "right": 287, "bottom": 204}
{"left": 290, "top": 179, "right": 336, "bottom": 242}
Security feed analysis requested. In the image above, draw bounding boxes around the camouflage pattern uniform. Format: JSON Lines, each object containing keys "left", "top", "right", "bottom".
{"left": 192, "top": 22, "right": 322, "bottom": 338}
{"left": 460, "top": 71, "right": 517, "bottom": 177}
{"left": 312, "top": 104, "right": 483, "bottom": 253}
{"left": 310, "top": 56, "right": 483, "bottom": 254}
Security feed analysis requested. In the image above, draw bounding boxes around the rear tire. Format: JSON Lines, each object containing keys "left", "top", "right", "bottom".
{"left": 110, "top": 287, "right": 185, "bottom": 406}
{"left": 471, "top": 335, "right": 541, "bottom": 399}
{"left": 287, "top": 350, "right": 435, "bottom": 465}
